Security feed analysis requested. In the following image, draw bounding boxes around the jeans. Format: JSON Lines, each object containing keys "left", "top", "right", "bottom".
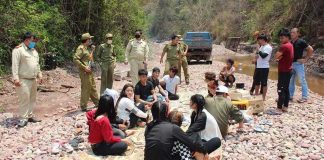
{"left": 289, "top": 62, "right": 309, "bottom": 99}
{"left": 113, "top": 127, "right": 126, "bottom": 139}
{"left": 168, "top": 91, "right": 179, "bottom": 100}
{"left": 129, "top": 103, "right": 146, "bottom": 128}
{"left": 91, "top": 141, "right": 127, "bottom": 156}
{"left": 277, "top": 72, "right": 292, "bottom": 108}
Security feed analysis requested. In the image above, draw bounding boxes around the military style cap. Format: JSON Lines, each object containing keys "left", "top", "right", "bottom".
{"left": 106, "top": 33, "right": 113, "bottom": 38}
{"left": 177, "top": 34, "right": 183, "bottom": 41}
{"left": 81, "top": 33, "right": 94, "bottom": 40}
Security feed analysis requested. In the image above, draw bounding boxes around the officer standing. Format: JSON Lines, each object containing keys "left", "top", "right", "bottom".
{"left": 12, "top": 32, "right": 42, "bottom": 127}
{"left": 73, "top": 33, "right": 99, "bottom": 111}
{"left": 94, "top": 33, "right": 116, "bottom": 94}
{"left": 124, "top": 30, "right": 149, "bottom": 85}
{"left": 160, "top": 35, "right": 183, "bottom": 77}
{"left": 178, "top": 35, "right": 190, "bottom": 85}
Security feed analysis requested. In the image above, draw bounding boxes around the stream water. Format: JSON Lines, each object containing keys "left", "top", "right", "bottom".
{"left": 214, "top": 54, "right": 324, "bottom": 96}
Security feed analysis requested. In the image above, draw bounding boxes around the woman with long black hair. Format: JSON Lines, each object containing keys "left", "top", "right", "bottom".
{"left": 86, "top": 94, "right": 131, "bottom": 156}
{"left": 144, "top": 101, "right": 207, "bottom": 160}
{"left": 116, "top": 83, "right": 149, "bottom": 128}
{"left": 186, "top": 94, "right": 222, "bottom": 153}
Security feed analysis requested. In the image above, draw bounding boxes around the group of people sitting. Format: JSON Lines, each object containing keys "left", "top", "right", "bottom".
{"left": 86, "top": 66, "right": 244, "bottom": 159}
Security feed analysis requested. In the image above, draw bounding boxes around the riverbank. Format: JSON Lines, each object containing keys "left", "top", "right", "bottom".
{"left": 0, "top": 44, "right": 323, "bottom": 159}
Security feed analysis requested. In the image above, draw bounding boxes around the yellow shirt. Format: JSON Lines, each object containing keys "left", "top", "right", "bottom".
{"left": 125, "top": 39, "right": 149, "bottom": 61}
{"left": 12, "top": 43, "right": 42, "bottom": 80}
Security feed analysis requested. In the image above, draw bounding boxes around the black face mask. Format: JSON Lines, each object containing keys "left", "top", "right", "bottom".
{"left": 135, "top": 34, "right": 141, "bottom": 39}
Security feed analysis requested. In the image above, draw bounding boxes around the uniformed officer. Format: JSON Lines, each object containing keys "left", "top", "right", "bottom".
{"left": 178, "top": 35, "right": 190, "bottom": 85}
{"left": 73, "top": 33, "right": 99, "bottom": 111}
{"left": 12, "top": 32, "right": 42, "bottom": 127}
{"left": 124, "top": 30, "right": 149, "bottom": 85}
{"left": 94, "top": 33, "right": 116, "bottom": 94}
{"left": 160, "top": 35, "right": 183, "bottom": 77}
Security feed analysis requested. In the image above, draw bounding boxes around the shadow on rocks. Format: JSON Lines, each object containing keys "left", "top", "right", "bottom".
{"left": 0, "top": 117, "right": 20, "bottom": 128}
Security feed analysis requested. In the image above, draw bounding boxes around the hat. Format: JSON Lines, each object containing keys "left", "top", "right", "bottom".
{"left": 81, "top": 33, "right": 94, "bottom": 40}
{"left": 105, "top": 33, "right": 113, "bottom": 38}
{"left": 216, "top": 85, "right": 228, "bottom": 94}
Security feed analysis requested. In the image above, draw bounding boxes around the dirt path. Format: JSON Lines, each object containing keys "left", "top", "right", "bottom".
{"left": 0, "top": 43, "right": 323, "bottom": 160}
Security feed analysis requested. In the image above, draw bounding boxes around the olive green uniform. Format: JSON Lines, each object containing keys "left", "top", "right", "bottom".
{"left": 163, "top": 43, "right": 182, "bottom": 76}
{"left": 94, "top": 43, "right": 116, "bottom": 94}
{"left": 73, "top": 44, "right": 99, "bottom": 109}
{"left": 179, "top": 42, "right": 189, "bottom": 82}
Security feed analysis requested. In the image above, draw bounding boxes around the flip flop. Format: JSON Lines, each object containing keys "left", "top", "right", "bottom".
{"left": 297, "top": 98, "right": 307, "bottom": 103}
{"left": 265, "top": 109, "right": 282, "bottom": 115}
{"left": 254, "top": 125, "right": 268, "bottom": 133}
{"left": 259, "top": 119, "right": 273, "bottom": 126}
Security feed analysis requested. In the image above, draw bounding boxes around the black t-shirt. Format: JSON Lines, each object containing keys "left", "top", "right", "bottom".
{"left": 292, "top": 38, "right": 309, "bottom": 62}
{"left": 135, "top": 81, "right": 154, "bottom": 100}
{"left": 148, "top": 76, "right": 160, "bottom": 89}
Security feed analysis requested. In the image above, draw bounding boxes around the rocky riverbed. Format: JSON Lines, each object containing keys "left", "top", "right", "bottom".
{"left": 0, "top": 44, "right": 323, "bottom": 160}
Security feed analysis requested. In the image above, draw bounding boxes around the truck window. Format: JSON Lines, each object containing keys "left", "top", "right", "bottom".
{"left": 185, "top": 33, "right": 211, "bottom": 39}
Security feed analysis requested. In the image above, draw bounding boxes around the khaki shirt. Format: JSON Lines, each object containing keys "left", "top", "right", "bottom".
{"left": 179, "top": 42, "right": 188, "bottom": 59}
{"left": 73, "top": 44, "right": 92, "bottom": 71}
{"left": 205, "top": 96, "right": 244, "bottom": 138}
{"left": 94, "top": 43, "right": 116, "bottom": 65}
{"left": 12, "top": 43, "right": 42, "bottom": 80}
{"left": 163, "top": 43, "right": 182, "bottom": 61}
{"left": 125, "top": 39, "right": 149, "bottom": 61}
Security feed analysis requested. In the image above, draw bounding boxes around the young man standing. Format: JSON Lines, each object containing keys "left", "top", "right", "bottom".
{"left": 12, "top": 32, "right": 43, "bottom": 127}
{"left": 73, "top": 33, "right": 99, "bottom": 112}
{"left": 161, "top": 66, "right": 181, "bottom": 100}
{"left": 289, "top": 28, "right": 314, "bottom": 103}
{"left": 254, "top": 34, "right": 272, "bottom": 100}
{"left": 275, "top": 28, "right": 294, "bottom": 112}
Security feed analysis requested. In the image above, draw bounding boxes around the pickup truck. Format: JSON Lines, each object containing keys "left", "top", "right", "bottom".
{"left": 184, "top": 32, "right": 213, "bottom": 64}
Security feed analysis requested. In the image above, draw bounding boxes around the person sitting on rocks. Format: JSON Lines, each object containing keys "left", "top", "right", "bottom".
{"left": 147, "top": 67, "right": 169, "bottom": 102}
{"left": 219, "top": 58, "right": 236, "bottom": 87}
{"left": 144, "top": 101, "right": 208, "bottom": 160}
{"left": 160, "top": 66, "right": 181, "bottom": 100}
{"left": 168, "top": 108, "right": 222, "bottom": 160}
{"left": 205, "top": 72, "right": 219, "bottom": 97}
{"left": 102, "top": 88, "right": 129, "bottom": 138}
{"left": 116, "top": 83, "right": 149, "bottom": 129}
{"left": 86, "top": 94, "right": 131, "bottom": 156}
{"left": 205, "top": 85, "right": 244, "bottom": 138}
{"left": 186, "top": 94, "right": 223, "bottom": 141}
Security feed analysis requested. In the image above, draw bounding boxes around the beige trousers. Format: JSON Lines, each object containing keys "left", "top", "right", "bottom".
{"left": 17, "top": 78, "right": 37, "bottom": 119}
{"left": 129, "top": 59, "right": 145, "bottom": 85}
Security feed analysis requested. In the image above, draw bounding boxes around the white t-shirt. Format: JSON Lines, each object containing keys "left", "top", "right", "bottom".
{"left": 257, "top": 44, "right": 272, "bottom": 68}
{"left": 162, "top": 75, "right": 180, "bottom": 94}
{"left": 199, "top": 109, "right": 223, "bottom": 141}
{"left": 117, "top": 97, "right": 147, "bottom": 121}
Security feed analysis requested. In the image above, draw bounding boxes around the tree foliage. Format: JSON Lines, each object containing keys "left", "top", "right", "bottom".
{"left": 0, "top": 0, "right": 146, "bottom": 75}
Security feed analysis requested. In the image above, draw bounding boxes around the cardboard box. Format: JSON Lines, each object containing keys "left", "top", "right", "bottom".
{"left": 248, "top": 96, "right": 264, "bottom": 114}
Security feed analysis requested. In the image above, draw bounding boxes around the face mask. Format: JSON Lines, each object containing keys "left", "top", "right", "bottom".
{"left": 28, "top": 41, "right": 36, "bottom": 49}
{"left": 107, "top": 40, "right": 112, "bottom": 44}
{"left": 135, "top": 34, "right": 141, "bottom": 39}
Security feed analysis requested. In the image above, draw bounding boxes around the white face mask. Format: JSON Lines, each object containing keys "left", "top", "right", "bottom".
{"left": 107, "top": 40, "right": 112, "bottom": 44}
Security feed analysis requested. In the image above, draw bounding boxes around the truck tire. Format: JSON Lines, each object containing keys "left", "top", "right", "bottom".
{"left": 206, "top": 60, "right": 212, "bottom": 64}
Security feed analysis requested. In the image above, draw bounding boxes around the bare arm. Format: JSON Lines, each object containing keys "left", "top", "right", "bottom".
{"left": 135, "top": 95, "right": 150, "bottom": 105}
{"left": 160, "top": 51, "right": 166, "bottom": 63}
{"left": 304, "top": 45, "right": 314, "bottom": 61}
{"left": 275, "top": 51, "right": 283, "bottom": 60}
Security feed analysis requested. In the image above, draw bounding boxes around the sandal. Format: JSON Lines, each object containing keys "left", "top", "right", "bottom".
{"left": 297, "top": 98, "right": 307, "bottom": 103}
{"left": 254, "top": 125, "right": 268, "bottom": 133}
